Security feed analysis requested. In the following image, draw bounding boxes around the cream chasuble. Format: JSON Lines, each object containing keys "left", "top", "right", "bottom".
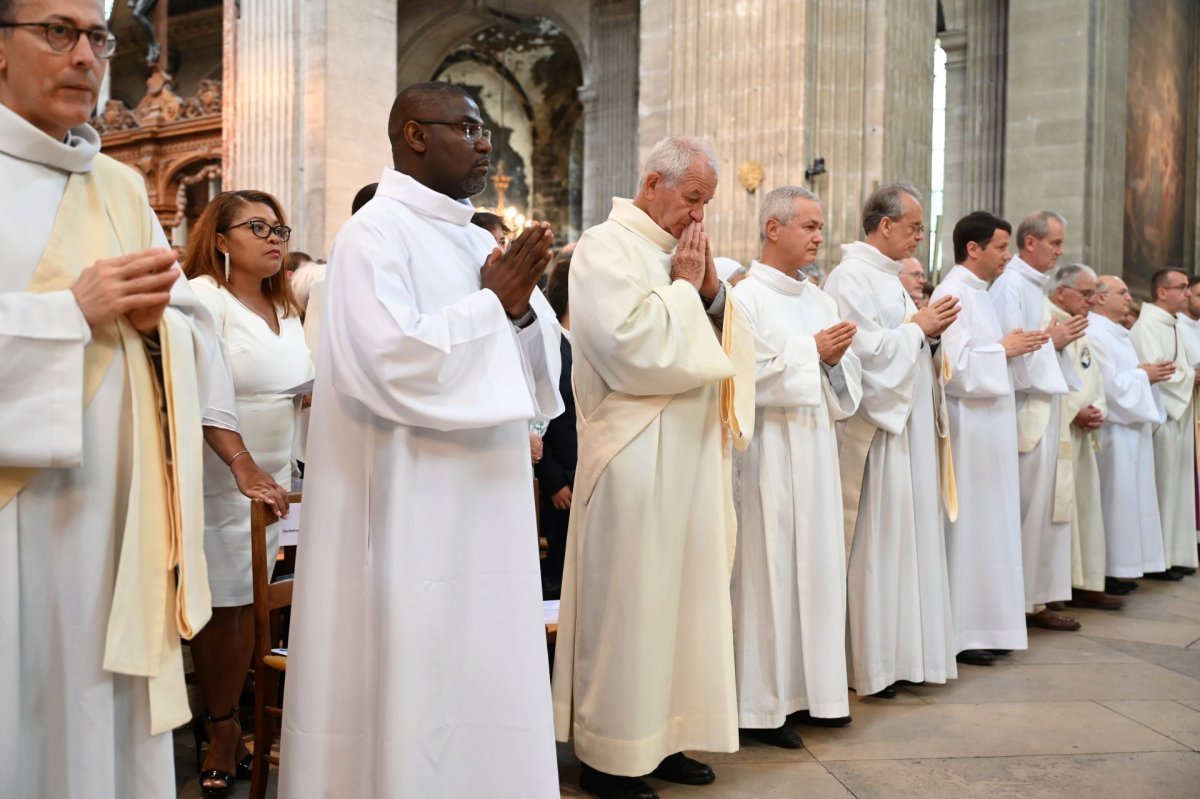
{"left": 279, "top": 169, "right": 563, "bottom": 799}
{"left": 989, "top": 257, "right": 1078, "bottom": 610}
{"left": 932, "top": 265, "right": 1028, "bottom": 652}
{"left": 823, "top": 242, "right": 957, "bottom": 696}
{"left": 1131, "top": 304, "right": 1199, "bottom": 569}
{"left": 1087, "top": 312, "right": 1167, "bottom": 577}
{"left": 1050, "top": 303, "right": 1108, "bottom": 591}
{"left": 552, "top": 198, "right": 752, "bottom": 777}
{"left": 0, "top": 105, "right": 214, "bottom": 799}
{"left": 730, "top": 263, "right": 861, "bottom": 725}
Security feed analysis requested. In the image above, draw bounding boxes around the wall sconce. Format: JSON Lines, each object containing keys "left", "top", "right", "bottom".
{"left": 805, "top": 157, "right": 826, "bottom": 182}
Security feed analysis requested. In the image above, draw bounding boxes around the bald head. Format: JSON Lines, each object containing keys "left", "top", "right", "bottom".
{"left": 386, "top": 81, "right": 492, "bottom": 200}
{"left": 387, "top": 82, "right": 474, "bottom": 149}
{"left": 898, "top": 257, "right": 926, "bottom": 302}
{"left": 1094, "top": 275, "right": 1132, "bottom": 323}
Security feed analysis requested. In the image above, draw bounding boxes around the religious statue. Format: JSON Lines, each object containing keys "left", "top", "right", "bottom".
{"left": 128, "top": 0, "right": 161, "bottom": 66}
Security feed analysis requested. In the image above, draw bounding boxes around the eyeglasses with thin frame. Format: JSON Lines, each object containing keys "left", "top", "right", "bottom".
{"left": 412, "top": 119, "right": 492, "bottom": 143}
{"left": 1065, "top": 285, "right": 1097, "bottom": 300}
{"left": 0, "top": 20, "right": 118, "bottom": 59}
{"left": 225, "top": 220, "right": 292, "bottom": 243}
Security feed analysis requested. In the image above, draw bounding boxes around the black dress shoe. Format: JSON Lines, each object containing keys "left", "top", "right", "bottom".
{"left": 986, "top": 649, "right": 1013, "bottom": 655}
{"left": 1170, "top": 565, "right": 1197, "bottom": 576}
{"left": 1105, "top": 577, "right": 1137, "bottom": 595}
{"left": 650, "top": 753, "right": 716, "bottom": 785}
{"left": 1144, "top": 570, "right": 1184, "bottom": 581}
{"left": 792, "top": 709, "right": 852, "bottom": 727}
{"left": 579, "top": 764, "right": 659, "bottom": 799}
{"left": 956, "top": 649, "right": 996, "bottom": 666}
{"left": 746, "top": 724, "right": 804, "bottom": 749}
{"left": 870, "top": 684, "right": 897, "bottom": 699}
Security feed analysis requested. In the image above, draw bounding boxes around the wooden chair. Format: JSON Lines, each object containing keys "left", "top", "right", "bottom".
{"left": 248, "top": 492, "right": 300, "bottom": 799}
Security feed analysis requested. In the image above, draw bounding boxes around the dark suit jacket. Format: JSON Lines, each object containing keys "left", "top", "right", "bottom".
{"left": 535, "top": 335, "right": 576, "bottom": 495}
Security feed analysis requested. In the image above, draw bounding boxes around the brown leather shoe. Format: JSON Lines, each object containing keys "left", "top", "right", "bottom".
{"left": 1067, "top": 589, "right": 1124, "bottom": 611}
{"left": 1026, "top": 609, "right": 1082, "bottom": 631}
{"left": 1045, "top": 601, "right": 1067, "bottom": 611}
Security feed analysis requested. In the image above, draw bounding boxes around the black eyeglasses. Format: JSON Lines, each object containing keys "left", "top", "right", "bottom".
{"left": 225, "top": 220, "right": 292, "bottom": 242}
{"left": 0, "top": 21, "right": 118, "bottom": 59}
{"left": 412, "top": 120, "right": 492, "bottom": 143}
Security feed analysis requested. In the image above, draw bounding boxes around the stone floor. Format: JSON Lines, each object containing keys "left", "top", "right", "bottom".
{"left": 176, "top": 574, "right": 1200, "bottom": 798}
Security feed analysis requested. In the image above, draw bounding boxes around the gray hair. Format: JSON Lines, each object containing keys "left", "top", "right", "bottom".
{"left": 862, "top": 183, "right": 922, "bottom": 235}
{"left": 638, "top": 136, "right": 720, "bottom": 191}
{"left": 1049, "top": 262, "right": 1096, "bottom": 293}
{"left": 758, "top": 185, "right": 821, "bottom": 245}
{"left": 1015, "top": 210, "right": 1067, "bottom": 249}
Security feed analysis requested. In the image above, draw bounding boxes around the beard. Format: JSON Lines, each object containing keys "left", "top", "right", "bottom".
{"left": 462, "top": 174, "right": 488, "bottom": 196}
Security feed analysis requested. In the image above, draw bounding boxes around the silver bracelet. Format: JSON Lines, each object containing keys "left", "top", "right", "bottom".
{"left": 228, "top": 449, "right": 250, "bottom": 468}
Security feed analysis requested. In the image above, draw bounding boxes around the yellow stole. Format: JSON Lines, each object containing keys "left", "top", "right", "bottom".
{"left": 0, "top": 154, "right": 210, "bottom": 734}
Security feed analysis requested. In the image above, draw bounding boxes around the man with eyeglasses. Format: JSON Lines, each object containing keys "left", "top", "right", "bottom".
{"left": 1046, "top": 265, "right": 1123, "bottom": 610}
{"left": 1130, "top": 268, "right": 1200, "bottom": 576}
{"left": 280, "top": 81, "right": 563, "bottom": 798}
{"left": 1088, "top": 276, "right": 1171, "bottom": 587}
{"left": 0, "top": 1, "right": 218, "bottom": 797}
{"left": 823, "top": 184, "right": 962, "bottom": 686}
{"left": 989, "top": 210, "right": 1089, "bottom": 634}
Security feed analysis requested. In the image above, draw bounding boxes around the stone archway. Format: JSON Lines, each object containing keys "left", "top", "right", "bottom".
{"left": 432, "top": 21, "right": 584, "bottom": 240}
{"left": 395, "top": 0, "right": 639, "bottom": 234}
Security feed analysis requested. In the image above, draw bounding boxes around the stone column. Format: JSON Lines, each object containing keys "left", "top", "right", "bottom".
{"left": 582, "top": 0, "right": 640, "bottom": 228}
{"left": 638, "top": 0, "right": 814, "bottom": 263}
{"left": 938, "top": 27, "right": 966, "bottom": 275}
{"left": 227, "top": 0, "right": 300, "bottom": 226}
{"left": 637, "top": 0, "right": 936, "bottom": 268}
{"left": 1004, "top": 0, "right": 1127, "bottom": 274}
{"left": 228, "top": 0, "right": 397, "bottom": 257}
{"left": 938, "top": 0, "right": 1007, "bottom": 273}
{"left": 299, "top": 0, "right": 397, "bottom": 255}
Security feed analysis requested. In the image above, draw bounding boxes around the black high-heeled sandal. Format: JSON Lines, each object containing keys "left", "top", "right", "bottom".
{"left": 198, "top": 708, "right": 240, "bottom": 799}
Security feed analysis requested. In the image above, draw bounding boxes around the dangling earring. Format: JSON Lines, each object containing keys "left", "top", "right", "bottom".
{"left": 223, "top": 250, "right": 231, "bottom": 284}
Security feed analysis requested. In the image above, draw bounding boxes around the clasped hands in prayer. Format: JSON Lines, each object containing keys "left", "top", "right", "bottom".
{"left": 670, "top": 220, "right": 720, "bottom": 302}
{"left": 912, "top": 294, "right": 960, "bottom": 338}
{"left": 481, "top": 221, "right": 554, "bottom": 318}
{"left": 71, "top": 248, "right": 179, "bottom": 334}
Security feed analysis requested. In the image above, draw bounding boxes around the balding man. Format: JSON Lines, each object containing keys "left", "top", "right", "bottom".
{"left": 1130, "top": 268, "right": 1200, "bottom": 576}
{"left": 281, "top": 81, "right": 563, "bottom": 798}
{"left": 1088, "top": 276, "right": 1170, "bottom": 587}
{"left": 552, "top": 136, "right": 752, "bottom": 799}
{"left": 898, "top": 256, "right": 928, "bottom": 308}
{"left": 1047, "top": 265, "right": 1121, "bottom": 609}
{"left": 823, "top": 184, "right": 962, "bottom": 686}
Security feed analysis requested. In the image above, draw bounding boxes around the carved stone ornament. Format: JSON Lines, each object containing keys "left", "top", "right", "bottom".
{"left": 135, "top": 69, "right": 184, "bottom": 125}
{"left": 737, "top": 160, "right": 765, "bottom": 193}
{"left": 182, "top": 79, "right": 223, "bottom": 119}
{"left": 92, "top": 99, "right": 140, "bottom": 133}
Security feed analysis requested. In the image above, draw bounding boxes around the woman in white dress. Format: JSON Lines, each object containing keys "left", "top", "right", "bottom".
{"left": 183, "top": 190, "right": 314, "bottom": 798}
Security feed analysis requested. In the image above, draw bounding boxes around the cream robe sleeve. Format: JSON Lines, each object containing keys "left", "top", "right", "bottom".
{"left": 569, "top": 225, "right": 733, "bottom": 396}
{"left": 935, "top": 288, "right": 1011, "bottom": 399}
{"left": 991, "top": 277, "right": 1071, "bottom": 394}
{"left": 736, "top": 286, "right": 823, "bottom": 409}
{"left": 0, "top": 209, "right": 215, "bottom": 468}
{"left": 188, "top": 276, "right": 240, "bottom": 433}
{"left": 323, "top": 217, "right": 562, "bottom": 432}
{"left": 823, "top": 266, "right": 923, "bottom": 435}
{"left": 0, "top": 289, "right": 91, "bottom": 467}
{"left": 1090, "top": 333, "right": 1159, "bottom": 425}
{"left": 1130, "top": 320, "right": 1193, "bottom": 421}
